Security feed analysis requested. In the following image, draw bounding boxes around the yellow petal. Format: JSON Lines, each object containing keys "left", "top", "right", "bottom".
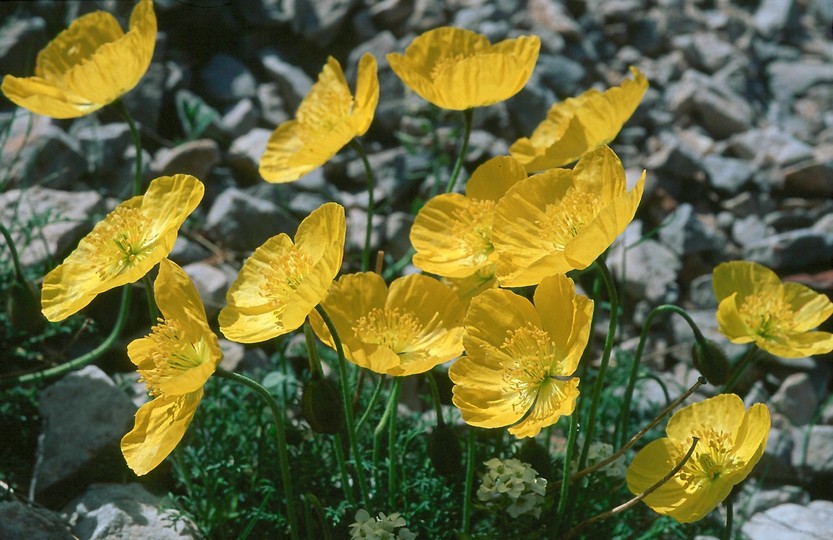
{"left": 2, "top": 0, "right": 155, "bottom": 119}
{"left": 220, "top": 203, "right": 345, "bottom": 343}
{"left": 533, "top": 274, "right": 594, "bottom": 373}
{"left": 782, "top": 281, "right": 833, "bottom": 332}
{"left": 259, "top": 55, "right": 378, "bottom": 183}
{"left": 465, "top": 155, "right": 528, "bottom": 201}
{"left": 387, "top": 27, "right": 539, "bottom": 110}
{"left": 507, "top": 378, "right": 579, "bottom": 438}
{"left": 712, "top": 261, "right": 781, "bottom": 304}
{"left": 510, "top": 66, "right": 648, "bottom": 171}
{"left": 729, "top": 403, "right": 770, "bottom": 477}
{"left": 754, "top": 330, "right": 833, "bottom": 358}
{"left": 41, "top": 174, "right": 203, "bottom": 322}
{"left": 715, "top": 294, "right": 755, "bottom": 344}
{"left": 121, "top": 391, "right": 202, "bottom": 476}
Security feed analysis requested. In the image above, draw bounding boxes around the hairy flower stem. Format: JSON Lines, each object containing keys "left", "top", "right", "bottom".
{"left": 563, "top": 437, "right": 700, "bottom": 540}
{"left": 2, "top": 286, "right": 132, "bottom": 387}
{"left": 577, "top": 260, "right": 619, "bottom": 471}
{"left": 113, "top": 98, "right": 143, "bottom": 197}
{"left": 142, "top": 274, "right": 159, "bottom": 325}
{"left": 462, "top": 429, "right": 476, "bottom": 534}
{"left": 724, "top": 492, "right": 734, "bottom": 540}
{"left": 618, "top": 304, "right": 707, "bottom": 447}
{"left": 426, "top": 370, "right": 445, "bottom": 427}
{"left": 554, "top": 413, "right": 579, "bottom": 533}
{"left": 314, "top": 305, "right": 370, "bottom": 506}
{"left": 349, "top": 139, "right": 376, "bottom": 272}
{"left": 214, "top": 368, "right": 299, "bottom": 540}
{"left": 722, "top": 347, "right": 759, "bottom": 393}
{"left": 388, "top": 378, "right": 402, "bottom": 508}
{"left": 445, "top": 108, "right": 473, "bottom": 194}
{"left": 356, "top": 375, "right": 386, "bottom": 431}
{"left": 333, "top": 434, "right": 357, "bottom": 508}
{"left": 0, "top": 223, "right": 26, "bottom": 283}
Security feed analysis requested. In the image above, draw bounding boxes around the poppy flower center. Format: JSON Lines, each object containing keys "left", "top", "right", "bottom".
{"left": 264, "top": 246, "right": 313, "bottom": 300}
{"left": 450, "top": 200, "right": 496, "bottom": 264}
{"left": 88, "top": 206, "right": 153, "bottom": 279}
{"left": 500, "top": 324, "right": 562, "bottom": 410}
{"left": 537, "top": 189, "right": 600, "bottom": 252}
{"left": 678, "top": 428, "right": 738, "bottom": 486}
{"left": 739, "top": 292, "right": 796, "bottom": 338}
{"left": 139, "top": 318, "right": 211, "bottom": 397}
{"left": 353, "top": 307, "right": 424, "bottom": 353}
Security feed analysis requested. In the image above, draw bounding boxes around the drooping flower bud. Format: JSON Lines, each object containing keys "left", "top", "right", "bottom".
{"left": 692, "top": 338, "right": 730, "bottom": 386}
{"left": 302, "top": 376, "right": 344, "bottom": 435}
{"left": 428, "top": 424, "right": 462, "bottom": 477}
{"left": 7, "top": 279, "right": 45, "bottom": 334}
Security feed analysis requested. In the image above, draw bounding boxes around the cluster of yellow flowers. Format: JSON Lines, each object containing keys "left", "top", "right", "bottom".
{"left": 5, "top": 0, "right": 833, "bottom": 531}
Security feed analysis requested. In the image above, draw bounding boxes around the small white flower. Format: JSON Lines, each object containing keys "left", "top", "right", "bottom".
{"left": 578, "top": 441, "right": 627, "bottom": 479}
{"left": 349, "top": 509, "right": 417, "bottom": 539}
{"left": 477, "top": 458, "right": 547, "bottom": 518}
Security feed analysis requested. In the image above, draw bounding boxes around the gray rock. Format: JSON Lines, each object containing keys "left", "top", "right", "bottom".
{"left": 200, "top": 53, "right": 257, "bottom": 103}
{"left": 182, "top": 261, "right": 235, "bottom": 321}
{"left": 770, "top": 373, "right": 819, "bottom": 427}
{"left": 743, "top": 228, "right": 830, "bottom": 270}
{"left": 0, "top": 499, "right": 72, "bottom": 540}
{"left": 150, "top": 139, "right": 221, "bottom": 181}
{"left": 204, "top": 187, "right": 298, "bottom": 252}
{"left": 287, "top": 191, "right": 331, "bottom": 218}
{"left": 32, "top": 366, "right": 137, "bottom": 508}
{"left": 767, "top": 61, "right": 833, "bottom": 102}
{"left": 121, "top": 62, "right": 166, "bottom": 133}
{"left": 729, "top": 127, "right": 814, "bottom": 166}
{"left": 609, "top": 223, "right": 681, "bottom": 303}
{"left": 0, "top": 16, "right": 47, "bottom": 77}
{"left": 63, "top": 483, "right": 200, "bottom": 540}
{"left": 72, "top": 122, "right": 133, "bottom": 176}
{"left": 220, "top": 98, "right": 260, "bottom": 139}
{"left": 782, "top": 160, "right": 833, "bottom": 199}
{"left": 536, "top": 54, "right": 587, "bottom": 98}
{"left": 257, "top": 82, "right": 291, "bottom": 127}
{"left": 731, "top": 215, "right": 769, "bottom": 248}
{"left": 681, "top": 32, "right": 737, "bottom": 73}
{"left": 293, "top": 0, "right": 355, "bottom": 45}
{"left": 228, "top": 127, "right": 272, "bottom": 180}
{"left": 0, "top": 187, "right": 105, "bottom": 268}
{"left": 169, "top": 236, "right": 211, "bottom": 266}
{"left": 2, "top": 121, "right": 87, "bottom": 190}
{"left": 658, "top": 203, "right": 725, "bottom": 256}
{"left": 346, "top": 206, "right": 386, "bottom": 261}
{"left": 741, "top": 484, "right": 810, "bottom": 517}
{"left": 259, "top": 48, "right": 314, "bottom": 113}
{"left": 758, "top": 427, "right": 797, "bottom": 482}
{"left": 667, "top": 69, "right": 755, "bottom": 138}
{"left": 753, "top": 0, "right": 798, "bottom": 37}
{"left": 742, "top": 500, "right": 833, "bottom": 540}
{"left": 687, "top": 273, "right": 718, "bottom": 309}
{"left": 384, "top": 211, "right": 414, "bottom": 262}
{"left": 702, "top": 154, "right": 755, "bottom": 194}
{"left": 792, "top": 425, "right": 833, "bottom": 476}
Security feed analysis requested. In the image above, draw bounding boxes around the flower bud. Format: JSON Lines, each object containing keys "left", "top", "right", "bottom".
{"left": 692, "top": 339, "right": 730, "bottom": 385}
{"left": 7, "top": 279, "right": 45, "bottom": 334}
{"left": 301, "top": 377, "right": 344, "bottom": 435}
{"left": 428, "top": 424, "right": 462, "bottom": 477}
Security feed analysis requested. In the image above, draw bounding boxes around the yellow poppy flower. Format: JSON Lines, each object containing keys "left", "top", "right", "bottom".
{"left": 627, "top": 393, "right": 770, "bottom": 523}
{"left": 259, "top": 53, "right": 379, "bottom": 183}
{"left": 40, "top": 174, "right": 204, "bottom": 322}
{"left": 219, "top": 202, "right": 346, "bottom": 343}
{"left": 309, "top": 272, "right": 465, "bottom": 376}
{"left": 1, "top": 0, "right": 156, "bottom": 119}
{"left": 121, "top": 258, "right": 222, "bottom": 476}
{"left": 411, "top": 155, "right": 528, "bottom": 280}
{"left": 386, "top": 26, "right": 540, "bottom": 111}
{"left": 493, "top": 145, "right": 645, "bottom": 287}
{"left": 449, "top": 274, "right": 593, "bottom": 438}
{"left": 510, "top": 67, "right": 648, "bottom": 172}
{"left": 713, "top": 261, "right": 833, "bottom": 358}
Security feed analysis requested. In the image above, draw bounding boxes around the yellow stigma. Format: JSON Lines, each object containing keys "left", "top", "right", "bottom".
{"left": 537, "top": 189, "right": 600, "bottom": 252}
{"left": 500, "top": 324, "right": 562, "bottom": 411}
{"left": 450, "top": 199, "right": 496, "bottom": 264}
{"left": 88, "top": 206, "right": 153, "bottom": 280}
{"left": 739, "top": 292, "right": 796, "bottom": 338}
{"left": 678, "top": 427, "right": 737, "bottom": 486}
{"left": 138, "top": 318, "right": 210, "bottom": 397}
{"left": 263, "top": 245, "right": 313, "bottom": 301}
{"left": 353, "top": 307, "right": 424, "bottom": 354}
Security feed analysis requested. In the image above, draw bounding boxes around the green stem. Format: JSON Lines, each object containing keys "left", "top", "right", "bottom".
{"left": 724, "top": 492, "right": 734, "bottom": 540}
{"left": 214, "top": 367, "right": 299, "bottom": 540}
{"left": 445, "top": 108, "right": 473, "bottom": 194}
{"left": 0, "top": 223, "right": 26, "bottom": 283}
{"left": 1, "top": 286, "right": 132, "bottom": 387}
{"left": 333, "top": 434, "right": 357, "bottom": 508}
{"left": 142, "top": 274, "right": 159, "bottom": 325}
{"left": 383, "top": 247, "right": 415, "bottom": 281}
{"left": 555, "top": 414, "right": 579, "bottom": 533}
{"left": 314, "top": 305, "right": 369, "bottom": 506}
{"left": 577, "top": 260, "right": 619, "bottom": 471}
{"left": 462, "top": 429, "right": 476, "bottom": 534}
{"left": 348, "top": 139, "right": 376, "bottom": 272}
{"left": 388, "top": 378, "right": 402, "bottom": 508}
{"left": 617, "top": 304, "right": 705, "bottom": 447}
{"left": 303, "top": 322, "right": 323, "bottom": 378}
{"left": 722, "top": 347, "right": 759, "bottom": 393}
{"left": 373, "top": 378, "right": 398, "bottom": 493}
{"left": 426, "top": 370, "right": 445, "bottom": 427}
{"left": 356, "top": 374, "right": 386, "bottom": 431}
{"left": 113, "top": 98, "right": 143, "bottom": 197}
